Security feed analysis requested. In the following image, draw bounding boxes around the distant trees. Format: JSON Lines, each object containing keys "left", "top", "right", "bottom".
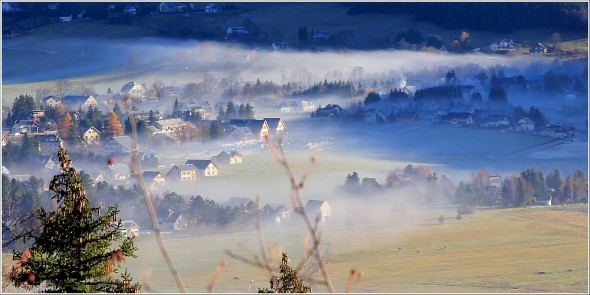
{"left": 488, "top": 86, "right": 507, "bottom": 104}
{"left": 394, "top": 29, "right": 423, "bottom": 45}
{"left": 425, "top": 34, "right": 443, "bottom": 49}
{"left": 9, "top": 95, "right": 36, "bottom": 124}
{"left": 363, "top": 92, "right": 381, "bottom": 105}
{"left": 54, "top": 80, "right": 72, "bottom": 99}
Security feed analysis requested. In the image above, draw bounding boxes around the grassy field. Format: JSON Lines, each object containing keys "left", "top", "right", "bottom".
{"left": 109, "top": 205, "right": 588, "bottom": 293}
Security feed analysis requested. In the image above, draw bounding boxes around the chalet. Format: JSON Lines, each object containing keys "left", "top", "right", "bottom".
{"left": 441, "top": 112, "right": 473, "bottom": 125}
{"left": 153, "top": 118, "right": 188, "bottom": 137}
{"left": 212, "top": 150, "right": 243, "bottom": 166}
{"left": 264, "top": 118, "right": 285, "bottom": 134}
{"left": 43, "top": 96, "right": 60, "bottom": 108}
{"left": 103, "top": 136, "right": 133, "bottom": 156}
{"left": 363, "top": 109, "right": 387, "bottom": 123}
{"left": 142, "top": 171, "right": 168, "bottom": 191}
{"left": 304, "top": 200, "right": 331, "bottom": 223}
{"left": 515, "top": 118, "right": 535, "bottom": 131}
{"left": 160, "top": 211, "right": 188, "bottom": 231}
{"left": 228, "top": 119, "right": 269, "bottom": 141}
{"left": 205, "top": 3, "right": 222, "bottom": 13}
{"left": 32, "top": 155, "right": 56, "bottom": 171}
{"left": 120, "top": 82, "right": 146, "bottom": 100}
{"left": 261, "top": 203, "right": 290, "bottom": 224}
{"left": 82, "top": 126, "right": 101, "bottom": 145}
{"left": 530, "top": 43, "right": 548, "bottom": 54}
{"left": 166, "top": 164, "right": 197, "bottom": 182}
{"left": 480, "top": 114, "right": 511, "bottom": 128}
{"left": 38, "top": 133, "right": 63, "bottom": 156}
{"left": 185, "top": 160, "right": 218, "bottom": 176}
{"left": 60, "top": 95, "right": 97, "bottom": 112}
{"left": 105, "top": 163, "right": 131, "bottom": 182}
{"left": 123, "top": 5, "right": 137, "bottom": 15}
{"left": 121, "top": 220, "right": 140, "bottom": 237}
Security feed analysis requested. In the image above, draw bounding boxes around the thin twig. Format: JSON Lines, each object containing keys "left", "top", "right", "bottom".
{"left": 123, "top": 96, "right": 187, "bottom": 293}
{"left": 255, "top": 195, "right": 274, "bottom": 277}
{"left": 224, "top": 250, "right": 280, "bottom": 272}
{"left": 207, "top": 260, "right": 227, "bottom": 293}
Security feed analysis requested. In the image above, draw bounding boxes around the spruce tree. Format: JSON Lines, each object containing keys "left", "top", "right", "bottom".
{"left": 8, "top": 147, "right": 141, "bottom": 292}
{"left": 258, "top": 253, "right": 311, "bottom": 293}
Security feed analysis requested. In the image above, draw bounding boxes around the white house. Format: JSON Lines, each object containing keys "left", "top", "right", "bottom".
{"left": 121, "top": 82, "right": 147, "bottom": 100}
{"left": 185, "top": 160, "right": 218, "bottom": 176}
{"left": 38, "top": 133, "right": 64, "bottom": 156}
{"left": 166, "top": 164, "right": 197, "bottom": 182}
{"left": 153, "top": 118, "right": 188, "bottom": 137}
{"left": 304, "top": 200, "right": 331, "bottom": 223}
{"left": 59, "top": 15, "right": 73, "bottom": 22}
{"left": 82, "top": 126, "right": 101, "bottom": 145}
{"left": 121, "top": 220, "right": 140, "bottom": 237}
{"left": 516, "top": 118, "right": 535, "bottom": 131}
{"left": 43, "top": 96, "right": 60, "bottom": 108}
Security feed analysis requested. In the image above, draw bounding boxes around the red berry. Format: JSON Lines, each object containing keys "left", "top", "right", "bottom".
{"left": 351, "top": 269, "right": 357, "bottom": 276}
{"left": 311, "top": 156, "right": 317, "bottom": 164}
{"left": 28, "top": 272, "right": 35, "bottom": 282}
{"left": 107, "top": 156, "right": 115, "bottom": 166}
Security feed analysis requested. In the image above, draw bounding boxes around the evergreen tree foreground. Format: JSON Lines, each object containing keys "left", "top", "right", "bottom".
{"left": 8, "top": 147, "right": 141, "bottom": 293}
{"left": 258, "top": 253, "right": 311, "bottom": 293}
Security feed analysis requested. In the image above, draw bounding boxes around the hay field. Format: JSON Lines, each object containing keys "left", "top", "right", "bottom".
{"left": 120, "top": 205, "right": 588, "bottom": 293}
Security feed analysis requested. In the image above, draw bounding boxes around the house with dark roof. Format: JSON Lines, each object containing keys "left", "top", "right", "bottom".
{"left": 142, "top": 171, "right": 168, "bottom": 191}
{"left": 103, "top": 136, "right": 133, "bottom": 156}
{"left": 166, "top": 164, "right": 197, "bottom": 182}
{"left": 261, "top": 202, "right": 290, "bottom": 224}
{"left": 38, "top": 133, "right": 63, "bottom": 156}
{"left": 228, "top": 119, "right": 269, "bottom": 141}
{"left": 82, "top": 126, "right": 101, "bottom": 145}
{"left": 60, "top": 95, "right": 97, "bottom": 112}
{"left": 121, "top": 220, "right": 140, "bottom": 237}
{"left": 316, "top": 104, "right": 344, "bottom": 118}
{"left": 185, "top": 159, "right": 218, "bottom": 176}
{"left": 159, "top": 211, "right": 188, "bottom": 231}
{"left": 441, "top": 112, "right": 473, "bottom": 125}
{"left": 304, "top": 200, "right": 331, "bottom": 223}
{"left": 212, "top": 150, "right": 243, "bottom": 166}
{"left": 530, "top": 43, "right": 548, "bottom": 54}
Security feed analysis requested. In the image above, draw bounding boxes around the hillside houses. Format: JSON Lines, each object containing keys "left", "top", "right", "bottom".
{"left": 82, "top": 126, "right": 101, "bottom": 145}
{"left": 275, "top": 100, "right": 314, "bottom": 112}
